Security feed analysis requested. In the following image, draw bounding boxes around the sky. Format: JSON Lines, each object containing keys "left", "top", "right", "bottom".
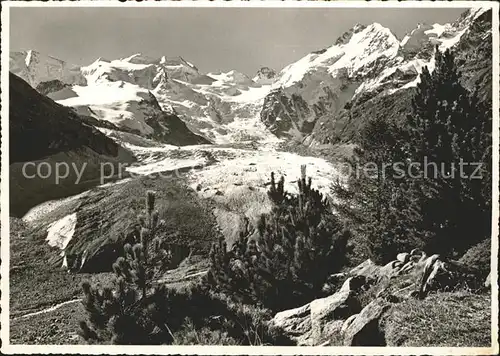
{"left": 10, "top": 7, "right": 468, "bottom": 76}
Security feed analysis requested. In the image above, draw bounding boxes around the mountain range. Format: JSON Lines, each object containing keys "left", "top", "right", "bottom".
{"left": 9, "top": 8, "right": 492, "bottom": 149}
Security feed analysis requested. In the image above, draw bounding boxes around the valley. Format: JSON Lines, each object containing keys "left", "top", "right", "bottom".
{"left": 5, "top": 6, "right": 494, "bottom": 348}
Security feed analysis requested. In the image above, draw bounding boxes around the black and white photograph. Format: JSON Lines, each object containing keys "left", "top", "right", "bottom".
{"left": 0, "top": 1, "right": 498, "bottom": 354}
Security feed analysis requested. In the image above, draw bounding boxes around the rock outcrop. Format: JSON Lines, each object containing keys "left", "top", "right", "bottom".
{"left": 270, "top": 247, "right": 488, "bottom": 346}
{"left": 270, "top": 276, "right": 364, "bottom": 345}
{"left": 342, "top": 298, "right": 390, "bottom": 346}
{"left": 253, "top": 67, "right": 277, "bottom": 85}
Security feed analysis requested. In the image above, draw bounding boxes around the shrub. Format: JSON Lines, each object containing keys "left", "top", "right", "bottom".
{"left": 173, "top": 319, "right": 240, "bottom": 345}
{"left": 332, "top": 115, "right": 422, "bottom": 265}
{"left": 79, "top": 191, "right": 175, "bottom": 344}
{"left": 402, "top": 48, "right": 492, "bottom": 257}
{"left": 146, "top": 281, "right": 294, "bottom": 345}
{"left": 208, "top": 165, "right": 349, "bottom": 311}
{"left": 458, "top": 239, "right": 491, "bottom": 281}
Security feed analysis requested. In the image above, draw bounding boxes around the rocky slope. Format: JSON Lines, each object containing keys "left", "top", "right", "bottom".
{"left": 270, "top": 248, "right": 490, "bottom": 346}
{"left": 9, "top": 73, "right": 135, "bottom": 216}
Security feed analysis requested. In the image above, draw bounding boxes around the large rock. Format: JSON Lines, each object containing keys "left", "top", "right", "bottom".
{"left": 348, "top": 259, "right": 381, "bottom": 280}
{"left": 397, "top": 252, "right": 410, "bottom": 264}
{"left": 271, "top": 276, "right": 364, "bottom": 345}
{"left": 309, "top": 277, "right": 364, "bottom": 343}
{"left": 271, "top": 303, "right": 312, "bottom": 345}
{"left": 342, "top": 298, "right": 390, "bottom": 346}
{"left": 347, "top": 250, "right": 486, "bottom": 302}
{"left": 484, "top": 272, "right": 491, "bottom": 288}
{"left": 418, "top": 258, "right": 485, "bottom": 297}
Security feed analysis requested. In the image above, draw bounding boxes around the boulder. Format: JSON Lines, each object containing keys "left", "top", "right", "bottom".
{"left": 316, "top": 320, "right": 344, "bottom": 346}
{"left": 309, "top": 277, "right": 363, "bottom": 343}
{"left": 342, "top": 298, "right": 390, "bottom": 346}
{"left": 397, "top": 252, "right": 410, "bottom": 264}
{"left": 340, "top": 313, "right": 358, "bottom": 334}
{"left": 272, "top": 302, "right": 312, "bottom": 345}
{"left": 484, "top": 272, "right": 491, "bottom": 288}
{"left": 418, "top": 256, "right": 485, "bottom": 297}
{"left": 349, "top": 259, "right": 381, "bottom": 281}
{"left": 379, "top": 260, "right": 404, "bottom": 280}
{"left": 271, "top": 276, "right": 365, "bottom": 345}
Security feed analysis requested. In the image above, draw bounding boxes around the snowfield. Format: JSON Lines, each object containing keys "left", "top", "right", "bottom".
{"left": 46, "top": 213, "right": 77, "bottom": 251}
{"left": 45, "top": 213, "right": 78, "bottom": 268}
{"left": 57, "top": 81, "right": 158, "bottom": 135}
{"left": 97, "top": 134, "right": 339, "bottom": 200}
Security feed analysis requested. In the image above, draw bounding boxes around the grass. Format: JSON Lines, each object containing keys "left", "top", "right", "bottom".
{"left": 173, "top": 319, "right": 240, "bottom": 345}
{"left": 17, "top": 175, "right": 221, "bottom": 273}
{"left": 383, "top": 290, "right": 491, "bottom": 347}
{"left": 160, "top": 283, "right": 295, "bottom": 346}
{"left": 10, "top": 301, "right": 87, "bottom": 345}
{"left": 9, "top": 217, "right": 115, "bottom": 316}
{"left": 212, "top": 186, "right": 272, "bottom": 247}
{"left": 9, "top": 217, "right": 115, "bottom": 344}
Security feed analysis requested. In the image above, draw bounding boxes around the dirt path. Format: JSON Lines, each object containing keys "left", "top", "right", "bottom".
{"left": 13, "top": 298, "right": 82, "bottom": 321}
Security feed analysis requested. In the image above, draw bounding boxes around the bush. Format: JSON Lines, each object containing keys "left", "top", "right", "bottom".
{"left": 458, "top": 239, "right": 491, "bottom": 281}
{"left": 79, "top": 191, "right": 175, "bottom": 344}
{"left": 208, "top": 165, "right": 349, "bottom": 311}
{"left": 78, "top": 188, "right": 293, "bottom": 345}
{"left": 173, "top": 319, "right": 240, "bottom": 345}
{"left": 141, "top": 281, "right": 294, "bottom": 346}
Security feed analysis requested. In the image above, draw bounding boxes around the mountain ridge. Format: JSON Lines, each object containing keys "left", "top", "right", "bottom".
{"left": 9, "top": 7, "right": 491, "bottom": 146}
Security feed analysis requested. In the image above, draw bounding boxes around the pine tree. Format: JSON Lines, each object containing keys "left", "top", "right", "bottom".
{"left": 332, "top": 116, "right": 421, "bottom": 264}
{"left": 79, "top": 191, "right": 175, "bottom": 344}
{"left": 209, "top": 166, "right": 349, "bottom": 311}
{"left": 404, "top": 47, "right": 492, "bottom": 256}
{"left": 333, "top": 47, "right": 492, "bottom": 263}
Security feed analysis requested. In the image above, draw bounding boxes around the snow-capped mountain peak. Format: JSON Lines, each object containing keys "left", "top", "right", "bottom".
{"left": 120, "top": 53, "right": 158, "bottom": 65}
{"left": 208, "top": 69, "right": 252, "bottom": 85}
{"left": 261, "top": 7, "right": 491, "bottom": 144}
{"left": 275, "top": 22, "right": 400, "bottom": 89}
{"left": 10, "top": 49, "right": 86, "bottom": 88}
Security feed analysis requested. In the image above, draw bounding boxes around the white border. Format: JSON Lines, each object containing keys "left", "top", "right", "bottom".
{"left": 1, "top": 1, "right": 498, "bottom": 355}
